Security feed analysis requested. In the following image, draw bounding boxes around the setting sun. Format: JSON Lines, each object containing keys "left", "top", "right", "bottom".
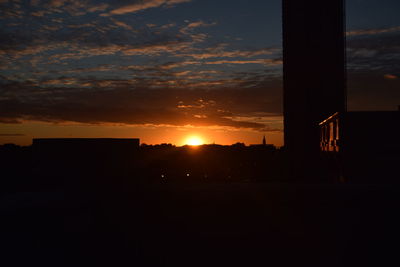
{"left": 185, "top": 136, "right": 204, "bottom": 146}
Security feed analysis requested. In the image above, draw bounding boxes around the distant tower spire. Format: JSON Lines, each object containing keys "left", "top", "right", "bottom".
{"left": 262, "top": 135, "right": 266, "bottom": 146}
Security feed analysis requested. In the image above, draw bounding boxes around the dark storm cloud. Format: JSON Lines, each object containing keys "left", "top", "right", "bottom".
{"left": 0, "top": 77, "right": 282, "bottom": 130}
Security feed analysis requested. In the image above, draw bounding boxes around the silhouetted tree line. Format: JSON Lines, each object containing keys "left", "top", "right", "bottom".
{"left": 1, "top": 141, "right": 354, "bottom": 195}
{"left": 0, "top": 143, "right": 293, "bottom": 191}
{"left": 138, "top": 144, "right": 282, "bottom": 183}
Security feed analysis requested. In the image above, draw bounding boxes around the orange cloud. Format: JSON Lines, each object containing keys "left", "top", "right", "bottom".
{"left": 110, "top": 0, "right": 191, "bottom": 15}
{"left": 204, "top": 59, "right": 282, "bottom": 66}
{"left": 347, "top": 26, "right": 400, "bottom": 37}
{"left": 384, "top": 74, "right": 398, "bottom": 80}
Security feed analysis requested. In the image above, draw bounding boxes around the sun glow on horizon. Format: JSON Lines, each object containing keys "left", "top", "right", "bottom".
{"left": 184, "top": 136, "right": 204, "bottom": 146}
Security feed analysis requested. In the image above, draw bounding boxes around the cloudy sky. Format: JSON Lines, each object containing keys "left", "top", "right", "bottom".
{"left": 0, "top": 0, "right": 399, "bottom": 146}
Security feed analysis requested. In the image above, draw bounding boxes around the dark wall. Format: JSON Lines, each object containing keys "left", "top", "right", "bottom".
{"left": 342, "top": 112, "right": 400, "bottom": 154}
{"left": 283, "top": 0, "right": 346, "bottom": 177}
{"left": 283, "top": 0, "right": 346, "bottom": 152}
{"left": 341, "top": 111, "right": 400, "bottom": 182}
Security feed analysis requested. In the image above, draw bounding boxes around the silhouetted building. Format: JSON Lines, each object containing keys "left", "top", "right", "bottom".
{"left": 31, "top": 138, "right": 141, "bottom": 185}
{"left": 282, "top": 0, "right": 346, "bottom": 177}
{"left": 319, "top": 111, "right": 400, "bottom": 182}
{"left": 249, "top": 135, "right": 273, "bottom": 148}
{"left": 33, "top": 138, "right": 140, "bottom": 152}
{"left": 33, "top": 138, "right": 139, "bottom": 168}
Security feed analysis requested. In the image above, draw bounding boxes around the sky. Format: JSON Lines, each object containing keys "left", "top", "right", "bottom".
{"left": 0, "top": 0, "right": 399, "bottom": 146}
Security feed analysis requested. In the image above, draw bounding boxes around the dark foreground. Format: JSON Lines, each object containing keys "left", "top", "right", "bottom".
{"left": 2, "top": 182, "right": 400, "bottom": 267}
